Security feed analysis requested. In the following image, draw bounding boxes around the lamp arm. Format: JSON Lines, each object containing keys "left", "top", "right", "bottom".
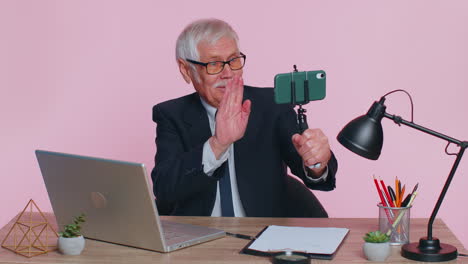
{"left": 383, "top": 113, "right": 462, "bottom": 145}
{"left": 383, "top": 112, "right": 468, "bottom": 240}
{"left": 425, "top": 147, "right": 466, "bottom": 239}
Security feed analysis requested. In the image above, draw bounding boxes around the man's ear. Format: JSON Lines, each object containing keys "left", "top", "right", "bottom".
{"left": 178, "top": 59, "right": 193, "bottom": 84}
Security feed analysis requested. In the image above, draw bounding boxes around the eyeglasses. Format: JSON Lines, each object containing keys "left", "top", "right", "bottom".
{"left": 186, "top": 52, "right": 246, "bottom": 75}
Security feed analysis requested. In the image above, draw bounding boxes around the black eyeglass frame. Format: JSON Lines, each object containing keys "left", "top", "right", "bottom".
{"left": 186, "top": 52, "right": 246, "bottom": 75}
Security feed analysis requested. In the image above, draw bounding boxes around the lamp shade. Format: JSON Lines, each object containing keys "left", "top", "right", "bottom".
{"left": 337, "top": 99, "right": 387, "bottom": 160}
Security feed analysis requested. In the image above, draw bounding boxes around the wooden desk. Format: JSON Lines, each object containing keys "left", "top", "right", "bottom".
{"left": 0, "top": 213, "right": 465, "bottom": 263}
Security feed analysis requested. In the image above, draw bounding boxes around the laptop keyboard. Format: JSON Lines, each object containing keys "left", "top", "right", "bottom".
{"left": 160, "top": 219, "right": 225, "bottom": 247}
{"left": 162, "top": 221, "right": 194, "bottom": 242}
{"left": 164, "top": 230, "right": 189, "bottom": 240}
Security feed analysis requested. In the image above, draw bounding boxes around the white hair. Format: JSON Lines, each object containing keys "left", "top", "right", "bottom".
{"left": 176, "top": 18, "right": 240, "bottom": 81}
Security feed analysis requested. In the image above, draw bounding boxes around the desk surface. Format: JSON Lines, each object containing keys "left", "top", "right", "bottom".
{"left": 0, "top": 213, "right": 465, "bottom": 263}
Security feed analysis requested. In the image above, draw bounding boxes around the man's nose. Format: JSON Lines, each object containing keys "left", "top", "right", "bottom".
{"left": 219, "top": 63, "right": 233, "bottom": 78}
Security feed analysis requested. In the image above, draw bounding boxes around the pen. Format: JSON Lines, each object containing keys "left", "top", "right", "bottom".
{"left": 380, "top": 178, "right": 395, "bottom": 207}
{"left": 388, "top": 186, "right": 396, "bottom": 205}
{"left": 373, "top": 176, "right": 395, "bottom": 226}
{"left": 395, "top": 178, "right": 400, "bottom": 207}
{"left": 381, "top": 188, "right": 392, "bottom": 208}
{"left": 373, "top": 176, "right": 386, "bottom": 206}
{"left": 400, "top": 185, "right": 406, "bottom": 206}
{"left": 401, "top": 193, "right": 411, "bottom": 207}
{"left": 407, "top": 191, "right": 418, "bottom": 207}
{"left": 386, "top": 192, "right": 418, "bottom": 237}
{"left": 226, "top": 232, "right": 255, "bottom": 240}
{"left": 402, "top": 183, "right": 419, "bottom": 207}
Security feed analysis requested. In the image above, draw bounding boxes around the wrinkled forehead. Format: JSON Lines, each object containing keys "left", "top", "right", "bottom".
{"left": 199, "top": 32, "right": 240, "bottom": 51}
{"left": 196, "top": 37, "right": 240, "bottom": 61}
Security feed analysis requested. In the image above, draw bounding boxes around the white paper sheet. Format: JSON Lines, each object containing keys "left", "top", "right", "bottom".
{"left": 248, "top": 225, "right": 349, "bottom": 255}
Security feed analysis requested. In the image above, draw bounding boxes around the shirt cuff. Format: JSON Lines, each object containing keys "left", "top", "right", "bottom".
{"left": 304, "top": 165, "right": 329, "bottom": 183}
{"left": 202, "top": 139, "right": 230, "bottom": 176}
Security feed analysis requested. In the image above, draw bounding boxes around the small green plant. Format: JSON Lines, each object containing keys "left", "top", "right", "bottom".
{"left": 363, "top": 230, "right": 390, "bottom": 243}
{"left": 59, "top": 214, "right": 86, "bottom": 238}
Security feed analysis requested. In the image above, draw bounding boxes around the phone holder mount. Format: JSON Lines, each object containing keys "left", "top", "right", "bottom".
{"left": 290, "top": 65, "right": 310, "bottom": 134}
{"left": 289, "top": 65, "right": 321, "bottom": 169}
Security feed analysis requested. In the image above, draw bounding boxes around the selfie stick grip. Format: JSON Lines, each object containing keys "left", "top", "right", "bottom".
{"left": 297, "top": 108, "right": 308, "bottom": 134}
{"left": 296, "top": 108, "right": 321, "bottom": 169}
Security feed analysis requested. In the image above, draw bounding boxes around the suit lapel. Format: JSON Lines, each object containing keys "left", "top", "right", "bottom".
{"left": 235, "top": 87, "right": 259, "bottom": 146}
{"left": 183, "top": 94, "right": 212, "bottom": 147}
{"left": 234, "top": 87, "right": 262, "bottom": 213}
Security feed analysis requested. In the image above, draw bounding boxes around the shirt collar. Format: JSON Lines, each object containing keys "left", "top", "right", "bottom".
{"left": 199, "top": 96, "right": 217, "bottom": 121}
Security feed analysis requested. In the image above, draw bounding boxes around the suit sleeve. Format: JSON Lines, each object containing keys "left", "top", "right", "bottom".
{"left": 151, "top": 105, "right": 220, "bottom": 214}
{"left": 277, "top": 105, "right": 338, "bottom": 191}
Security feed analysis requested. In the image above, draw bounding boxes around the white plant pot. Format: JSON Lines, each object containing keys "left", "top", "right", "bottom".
{"left": 58, "top": 235, "right": 85, "bottom": 255}
{"left": 363, "top": 242, "right": 390, "bottom": 261}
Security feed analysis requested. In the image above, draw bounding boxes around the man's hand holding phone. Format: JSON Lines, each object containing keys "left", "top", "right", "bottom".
{"left": 292, "top": 128, "right": 331, "bottom": 177}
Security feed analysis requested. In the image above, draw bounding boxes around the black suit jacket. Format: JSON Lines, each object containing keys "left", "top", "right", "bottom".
{"left": 151, "top": 86, "right": 337, "bottom": 217}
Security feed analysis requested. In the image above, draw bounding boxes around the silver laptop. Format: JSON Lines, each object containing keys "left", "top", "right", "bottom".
{"left": 36, "top": 150, "right": 225, "bottom": 252}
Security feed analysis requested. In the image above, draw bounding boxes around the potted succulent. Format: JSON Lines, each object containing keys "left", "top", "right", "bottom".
{"left": 362, "top": 231, "right": 391, "bottom": 261}
{"left": 57, "top": 214, "right": 86, "bottom": 255}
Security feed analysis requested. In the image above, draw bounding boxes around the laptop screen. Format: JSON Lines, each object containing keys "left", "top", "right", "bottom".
{"left": 36, "top": 150, "right": 168, "bottom": 251}
{"left": 36, "top": 150, "right": 224, "bottom": 252}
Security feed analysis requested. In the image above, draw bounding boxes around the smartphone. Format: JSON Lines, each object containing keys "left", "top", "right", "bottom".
{"left": 274, "top": 70, "right": 326, "bottom": 104}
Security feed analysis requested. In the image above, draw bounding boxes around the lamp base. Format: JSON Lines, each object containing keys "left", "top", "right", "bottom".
{"left": 401, "top": 237, "right": 457, "bottom": 262}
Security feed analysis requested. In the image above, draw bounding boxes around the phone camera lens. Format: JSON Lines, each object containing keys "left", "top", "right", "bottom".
{"left": 316, "top": 73, "right": 325, "bottom": 79}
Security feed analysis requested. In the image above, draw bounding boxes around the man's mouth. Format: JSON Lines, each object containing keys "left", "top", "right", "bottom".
{"left": 214, "top": 81, "right": 227, "bottom": 89}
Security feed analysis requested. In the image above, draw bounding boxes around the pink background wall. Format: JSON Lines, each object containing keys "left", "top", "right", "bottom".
{"left": 2, "top": 0, "right": 467, "bottom": 249}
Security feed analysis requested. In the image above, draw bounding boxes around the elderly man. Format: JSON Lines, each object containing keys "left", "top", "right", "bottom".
{"left": 151, "top": 18, "right": 338, "bottom": 217}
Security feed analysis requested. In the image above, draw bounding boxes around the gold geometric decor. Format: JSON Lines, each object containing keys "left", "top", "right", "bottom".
{"left": 1, "top": 199, "right": 58, "bottom": 257}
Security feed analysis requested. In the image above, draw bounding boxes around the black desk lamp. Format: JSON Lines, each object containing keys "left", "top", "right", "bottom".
{"left": 337, "top": 90, "right": 467, "bottom": 262}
